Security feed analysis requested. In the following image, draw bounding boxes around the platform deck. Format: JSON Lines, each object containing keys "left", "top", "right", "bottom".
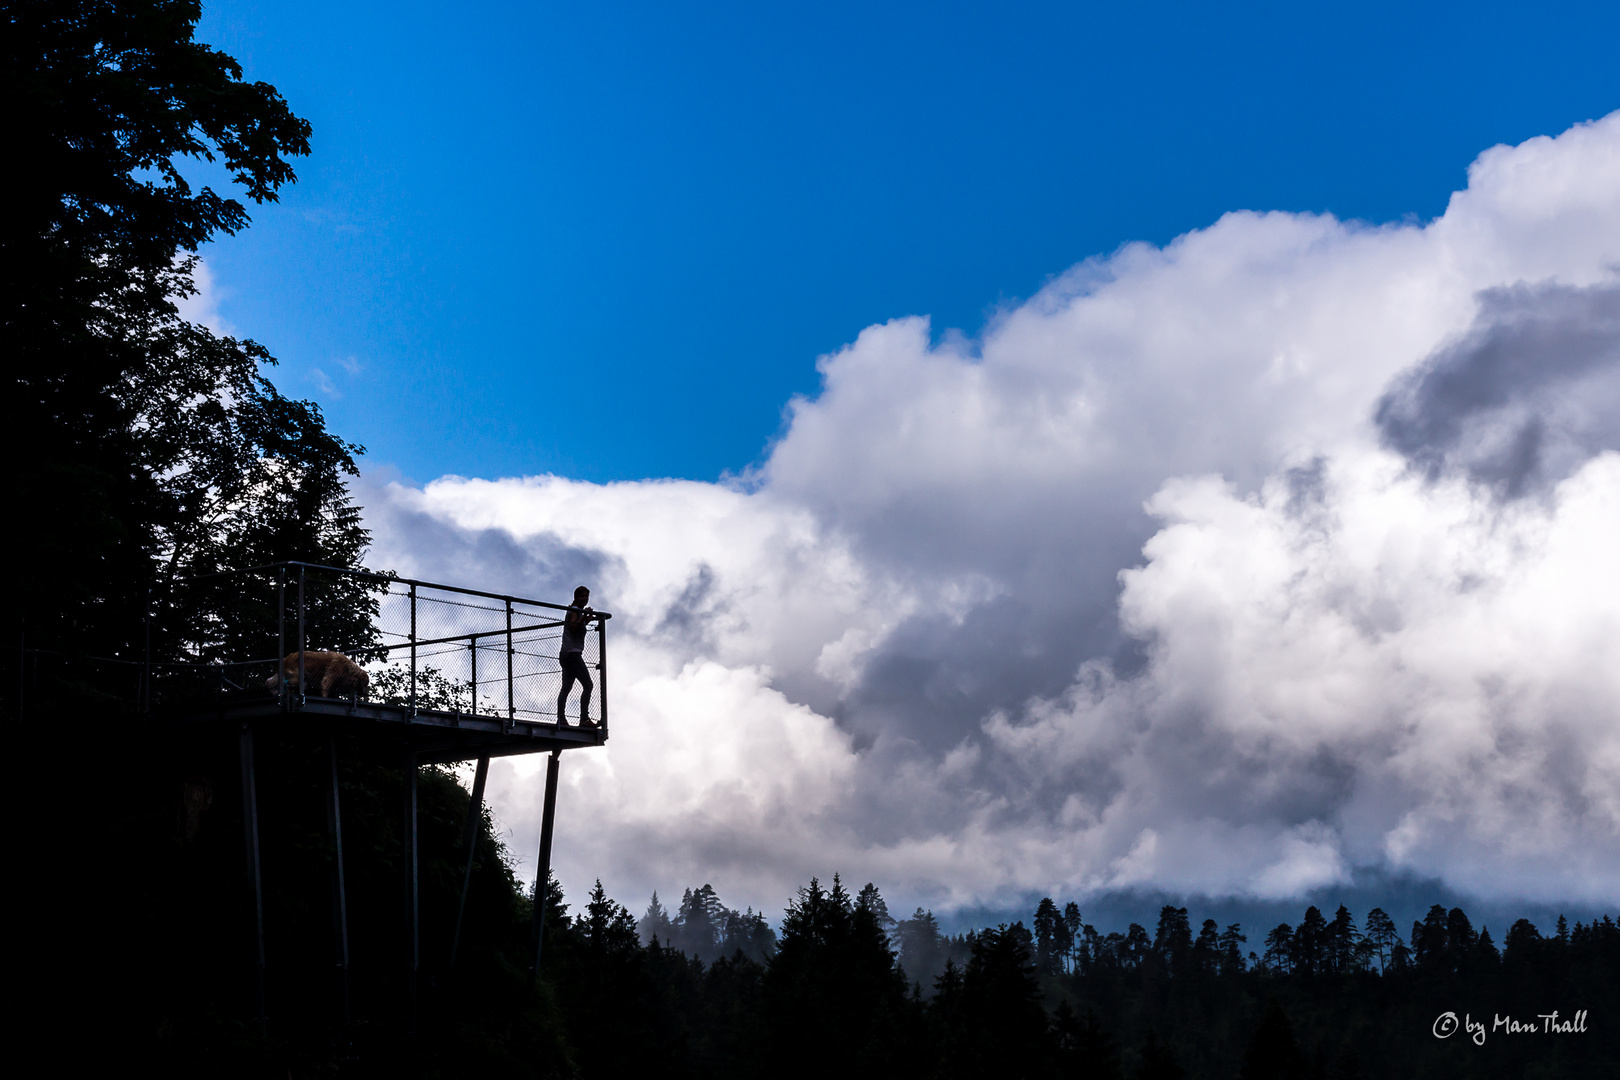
{"left": 161, "top": 694, "right": 608, "bottom": 763}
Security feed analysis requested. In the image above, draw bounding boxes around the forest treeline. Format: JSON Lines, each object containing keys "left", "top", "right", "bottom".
{"left": 540, "top": 872, "right": 1615, "bottom": 1080}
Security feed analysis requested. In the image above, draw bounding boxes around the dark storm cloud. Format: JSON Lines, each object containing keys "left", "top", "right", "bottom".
{"left": 1376, "top": 279, "right": 1620, "bottom": 496}
{"left": 362, "top": 477, "right": 617, "bottom": 599}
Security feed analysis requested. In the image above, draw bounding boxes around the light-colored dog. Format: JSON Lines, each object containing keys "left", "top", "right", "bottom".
{"left": 265, "top": 651, "right": 370, "bottom": 699}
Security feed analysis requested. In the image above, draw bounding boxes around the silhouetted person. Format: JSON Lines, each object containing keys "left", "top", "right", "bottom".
{"left": 557, "top": 585, "right": 596, "bottom": 726}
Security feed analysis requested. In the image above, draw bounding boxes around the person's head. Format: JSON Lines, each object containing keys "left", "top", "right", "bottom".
{"left": 574, "top": 585, "right": 590, "bottom": 604}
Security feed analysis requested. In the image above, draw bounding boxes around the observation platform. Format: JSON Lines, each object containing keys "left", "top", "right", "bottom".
{"left": 149, "top": 559, "right": 611, "bottom": 759}
{"left": 141, "top": 560, "right": 610, "bottom": 1031}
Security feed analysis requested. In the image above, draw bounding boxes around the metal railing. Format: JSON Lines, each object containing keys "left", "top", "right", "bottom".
{"left": 146, "top": 561, "right": 609, "bottom": 731}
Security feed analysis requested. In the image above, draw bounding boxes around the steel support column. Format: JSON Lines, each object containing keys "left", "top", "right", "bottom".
{"left": 324, "top": 733, "right": 352, "bottom": 1030}
{"left": 239, "top": 721, "right": 267, "bottom": 1028}
{"left": 403, "top": 741, "right": 419, "bottom": 1030}
{"left": 448, "top": 755, "right": 490, "bottom": 968}
{"left": 528, "top": 750, "right": 561, "bottom": 986}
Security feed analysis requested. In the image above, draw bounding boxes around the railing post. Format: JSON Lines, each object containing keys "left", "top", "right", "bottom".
{"left": 505, "top": 601, "right": 515, "bottom": 727}
{"left": 297, "top": 565, "right": 306, "bottom": 708}
{"left": 277, "top": 568, "right": 287, "bottom": 709}
{"left": 596, "top": 618, "right": 607, "bottom": 733}
{"left": 469, "top": 633, "right": 478, "bottom": 717}
{"left": 408, "top": 583, "right": 418, "bottom": 715}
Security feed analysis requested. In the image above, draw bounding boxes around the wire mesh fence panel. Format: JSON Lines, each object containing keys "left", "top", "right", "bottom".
{"left": 149, "top": 566, "right": 291, "bottom": 711}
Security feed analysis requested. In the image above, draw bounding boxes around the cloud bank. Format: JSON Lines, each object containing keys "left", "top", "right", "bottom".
{"left": 364, "top": 112, "right": 1620, "bottom": 916}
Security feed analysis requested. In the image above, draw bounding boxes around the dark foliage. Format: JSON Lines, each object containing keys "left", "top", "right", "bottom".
{"left": 5, "top": 0, "right": 368, "bottom": 681}
{"left": 758, "top": 876, "right": 919, "bottom": 1079}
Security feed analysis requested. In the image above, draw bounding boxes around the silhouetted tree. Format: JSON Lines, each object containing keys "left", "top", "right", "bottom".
{"left": 1411, "top": 904, "right": 1449, "bottom": 970}
{"left": 758, "top": 876, "right": 915, "bottom": 1079}
{"left": 718, "top": 906, "right": 778, "bottom": 964}
{"left": 1121, "top": 923, "right": 1152, "bottom": 969}
{"left": 1193, "top": 918, "right": 1221, "bottom": 975}
{"left": 1153, "top": 906, "right": 1193, "bottom": 975}
{"left": 1294, "top": 906, "right": 1327, "bottom": 976}
{"left": 1262, "top": 924, "right": 1294, "bottom": 974}
{"left": 640, "top": 890, "right": 676, "bottom": 945}
{"left": 1504, "top": 917, "right": 1543, "bottom": 967}
{"left": 1035, "top": 897, "right": 1064, "bottom": 975}
{"left": 1361, "top": 907, "right": 1398, "bottom": 973}
{"left": 1058, "top": 902, "right": 1080, "bottom": 974}
{"left": 1219, "top": 922, "right": 1249, "bottom": 975}
{"left": 953, "top": 923, "right": 1052, "bottom": 1078}
{"left": 6, "top": 0, "right": 372, "bottom": 673}
{"left": 676, "top": 884, "right": 725, "bottom": 960}
{"left": 1326, "top": 904, "right": 1359, "bottom": 974}
{"left": 895, "top": 907, "right": 947, "bottom": 991}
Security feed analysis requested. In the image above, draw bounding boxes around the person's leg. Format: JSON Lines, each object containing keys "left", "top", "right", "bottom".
{"left": 557, "top": 660, "right": 577, "bottom": 725}
{"left": 576, "top": 663, "right": 594, "bottom": 725}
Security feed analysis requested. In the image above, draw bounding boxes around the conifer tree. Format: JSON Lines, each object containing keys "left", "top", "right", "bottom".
{"left": 955, "top": 924, "right": 1052, "bottom": 1078}
{"left": 1062, "top": 902, "right": 1084, "bottom": 973}
{"left": 758, "top": 876, "right": 914, "bottom": 1079}
{"left": 1034, "top": 897, "right": 1063, "bottom": 975}
{"left": 1295, "top": 906, "right": 1328, "bottom": 976}
{"left": 1219, "top": 923, "right": 1249, "bottom": 975}
{"left": 1153, "top": 906, "right": 1193, "bottom": 974}
{"left": 1193, "top": 918, "right": 1221, "bottom": 975}
{"left": 895, "top": 908, "right": 947, "bottom": 990}
{"left": 639, "top": 890, "right": 675, "bottom": 945}
{"left": 1262, "top": 924, "right": 1294, "bottom": 974}
{"left": 1362, "top": 908, "right": 1400, "bottom": 974}
{"left": 1121, "top": 923, "right": 1152, "bottom": 969}
{"left": 857, "top": 882, "right": 897, "bottom": 942}
{"left": 1326, "top": 904, "right": 1360, "bottom": 974}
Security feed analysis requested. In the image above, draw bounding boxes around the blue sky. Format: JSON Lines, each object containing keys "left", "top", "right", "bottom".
{"left": 196, "top": 0, "right": 1620, "bottom": 485}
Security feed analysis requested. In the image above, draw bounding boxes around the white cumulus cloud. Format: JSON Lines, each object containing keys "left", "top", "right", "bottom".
{"left": 363, "top": 111, "right": 1620, "bottom": 917}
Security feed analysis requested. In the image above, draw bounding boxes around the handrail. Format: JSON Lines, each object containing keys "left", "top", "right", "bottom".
{"left": 377, "top": 620, "right": 561, "bottom": 651}
{"left": 174, "top": 560, "right": 612, "bottom": 619}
